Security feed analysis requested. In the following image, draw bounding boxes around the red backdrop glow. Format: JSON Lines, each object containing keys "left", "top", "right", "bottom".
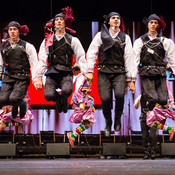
{"left": 27, "top": 54, "right": 101, "bottom": 106}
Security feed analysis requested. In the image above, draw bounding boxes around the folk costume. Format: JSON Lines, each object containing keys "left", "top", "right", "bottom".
{"left": 0, "top": 21, "right": 38, "bottom": 119}
{"left": 133, "top": 14, "right": 175, "bottom": 112}
{"left": 147, "top": 79, "right": 175, "bottom": 141}
{"left": 0, "top": 95, "right": 34, "bottom": 132}
{"left": 134, "top": 79, "right": 175, "bottom": 159}
{"left": 67, "top": 73, "right": 96, "bottom": 147}
{"left": 38, "top": 7, "right": 87, "bottom": 113}
{"left": 87, "top": 12, "right": 135, "bottom": 136}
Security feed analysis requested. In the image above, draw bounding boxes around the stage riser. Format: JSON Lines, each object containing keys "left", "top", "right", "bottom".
{"left": 0, "top": 144, "right": 16, "bottom": 156}
{"left": 103, "top": 143, "right": 126, "bottom": 156}
{"left": 46, "top": 143, "right": 70, "bottom": 156}
{"left": 161, "top": 143, "right": 175, "bottom": 156}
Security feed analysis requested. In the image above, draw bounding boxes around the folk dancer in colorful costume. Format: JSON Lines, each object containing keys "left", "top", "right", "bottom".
{"left": 86, "top": 12, "right": 136, "bottom": 136}
{"left": 133, "top": 14, "right": 175, "bottom": 159}
{"left": 147, "top": 78, "right": 175, "bottom": 140}
{"left": 134, "top": 78, "right": 175, "bottom": 159}
{"left": 35, "top": 6, "right": 87, "bottom": 113}
{"left": 0, "top": 94, "right": 34, "bottom": 132}
{"left": 67, "top": 65, "right": 96, "bottom": 147}
{"left": 0, "top": 21, "right": 38, "bottom": 119}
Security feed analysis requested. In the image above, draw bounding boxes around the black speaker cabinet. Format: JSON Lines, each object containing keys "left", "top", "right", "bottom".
{"left": 161, "top": 143, "right": 175, "bottom": 156}
{"left": 103, "top": 143, "right": 126, "bottom": 156}
{"left": 0, "top": 143, "right": 16, "bottom": 157}
{"left": 47, "top": 143, "right": 70, "bottom": 156}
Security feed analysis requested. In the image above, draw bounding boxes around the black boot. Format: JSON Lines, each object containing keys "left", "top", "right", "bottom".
{"left": 12, "top": 105, "right": 18, "bottom": 119}
{"left": 114, "top": 111, "right": 122, "bottom": 131}
{"left": 104, "top": 117, "right": 112, "bottom": 137}
{"left": 104, "top": 123, "right": 111, "bottom": 137}
{"left": 62, "top": 97, "right": 69, "bottom": 113}
{"left": 56, "top": 97, "right": 62, "bottom": 113}
{"left": 143, "top": 148, "right": 150, "bottom": 159}
{"left": 150, "top": 147, "right": 156, "bottom": 160}
{"left": 102, "top": 107, "right": 112, "bottom": 137}
{"left": 20, "top": 99, "right": 27, "bottom": 119}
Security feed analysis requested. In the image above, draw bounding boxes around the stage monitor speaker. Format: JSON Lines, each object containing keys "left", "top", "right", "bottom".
{"left": 103, "top": 143, "right": 126, "bottom": 156}
{"left": 0, "top": 143, "right": 16, "bottom": 157}
{"left": 47, "top": 143, "right": 70, "bottom": 156}
{"left": 161, "top": 143, "right": 175, "bottom": 156}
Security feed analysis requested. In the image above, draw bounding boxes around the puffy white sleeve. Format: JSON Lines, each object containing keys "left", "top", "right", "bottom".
{"left": 71, "top": 37, "right": 87, "bottom": 74}
{"left": 86, "top": 32, "right": 102, "bottom": 73}
{"left": 38, "top": 39, "right": 49, "bottom": 77}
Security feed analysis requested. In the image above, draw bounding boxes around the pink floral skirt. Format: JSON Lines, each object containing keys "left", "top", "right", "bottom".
{"left": 0, "top": 109, "right": 34, "bottom": 125}
{"left": 147, "top": 107, "right": 175, "bottom": 126}
{"left": 69, "top": 104, "right": 96, "bottom": 124}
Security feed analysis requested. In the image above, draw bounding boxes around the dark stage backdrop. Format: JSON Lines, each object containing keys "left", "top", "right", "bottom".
{"left": 0, "top": 20, "right": 175, "bottom": 135}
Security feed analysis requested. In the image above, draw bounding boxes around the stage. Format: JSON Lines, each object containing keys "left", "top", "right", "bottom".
{"left": 0, "top": 158, "right": 175, "bottom": 175}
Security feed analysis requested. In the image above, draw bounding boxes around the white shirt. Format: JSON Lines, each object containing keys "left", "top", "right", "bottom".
{"left": 38, "top": 33, "right": 87, "bottom": 76}
{"left": 133, "top": 34, "right": 175, "bottom": 78}
{"left": 86, "top": 29, "right": 136, "bottom": 81}
{"left": 0, "top": 41, "right": 38, "bottom": 83}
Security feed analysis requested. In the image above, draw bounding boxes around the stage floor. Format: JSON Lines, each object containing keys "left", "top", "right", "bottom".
{"left": 0, "top": 158, "right": 175, "bottom": 175}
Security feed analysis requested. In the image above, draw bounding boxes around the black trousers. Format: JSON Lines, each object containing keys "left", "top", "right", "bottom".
{"left": 140, "top": 112, "right": 157, "bottom": 148}
{"left": 98, "top": 71, "right": 126, "bottom": 125}
{"left": 44, "top": 72, "right": 73, "bottom": 102}
{"left": 141, "top": 76, "right": 168, "bottom": 111}
{"left": 0, "top": 79, "right": 29, "bottom": 107}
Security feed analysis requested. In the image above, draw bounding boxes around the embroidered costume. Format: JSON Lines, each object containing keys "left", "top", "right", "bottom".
{"left": 0, "top": 21, "right": 38, "bottom": 119}
{"left": 87, "top": 12, "right": 135, "bottom": 136}
{"left": 67, "top": 73, "right": 96, "bottom": 147}
{"left": 37, "top": 7, "right": 87, "bottom": 113}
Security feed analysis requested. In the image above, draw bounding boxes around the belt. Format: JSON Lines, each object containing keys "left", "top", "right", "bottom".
{"left": 140, "top": 65, "right": 165, "bottom": 70}
{"left": 97, "top": 65, "right": 124, "bottom": 69}
{"left": 5, "top": 72, "right": 30, "bottom": 77}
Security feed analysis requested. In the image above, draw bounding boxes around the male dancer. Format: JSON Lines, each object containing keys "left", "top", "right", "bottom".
{"left": 86, "top": 12, "right": 136, "bottom": 136}
{"left": 35, "top": 7, "right": 87, "bottom": 113}
{"left": 133, "top": 14, "right": 175, "bottom": 159}
{"left": 0, "top": 21, "right": 38, "bottom": 119}
{"left": 133, "top": 14, "right": 175, "bottom": 112}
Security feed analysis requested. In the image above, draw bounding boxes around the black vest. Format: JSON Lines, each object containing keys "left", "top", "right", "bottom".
{"left": 98, "top": 30, "right": 126, "bottom": 73}
{"left": 140, "top": 34, "right": 166, "bottom": 77}
{"left": 1, "top": 39, "right": 30, "bottom": 80}
{"left": 47, "top": 33, "right": 73, "bottom": 74}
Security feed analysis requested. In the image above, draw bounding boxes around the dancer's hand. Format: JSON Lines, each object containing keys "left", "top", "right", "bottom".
{"left": 34, "top": 76, "right": 43, "bottom": 90}
{"left": 128, "top": 81, "right": 136, "bottom": 94}
{"left": 79, "top": 102, "right": 85, "bottom": 111}
{"left": 134, "top": 97, "right": 140, "bottom": 109}
{"left": 172, "top": 103, "right": 175, "bottom": 109}
{"left": 85, "top": 73, "right": 94, "bottom": 84}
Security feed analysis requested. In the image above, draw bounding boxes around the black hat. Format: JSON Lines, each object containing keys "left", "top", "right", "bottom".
{"left": 143, "top": 14, "right": 160, "bottom": 25}
{"left": 7, "top": 21, "right": 21, "bottom": 30}
{"left": 104, "top": 12, "right": 121, "bottom": 24}
{"left": 53, "top": 13, "right": 66, "bottom": 26}
{"left": 147, "top": 14, "right": 160, "bottom": 22}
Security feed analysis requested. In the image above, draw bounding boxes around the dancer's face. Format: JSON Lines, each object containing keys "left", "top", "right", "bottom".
{"left": 54, "top": 17, "right": 65, "bottom": 29}
{"left": 8, "top": 27, "right": 20, "bottom": 42}
{"left": 148, "top": 20, "right": 159, "bottom": 33}
{"left": 108, "top": 15, "right": 121, "bottom": 28}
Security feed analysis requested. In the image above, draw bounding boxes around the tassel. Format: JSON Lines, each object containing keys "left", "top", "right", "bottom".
{"left": 20, "top": 25, "right": 29, "bottom": 35}
{"left": 61, "top": 6, "right": 74, "bottom": 27}
{"left": 142, "top": 17, "right": 148, "bottom": 25}
{"left": 45, "top": 21, "right": 53, "bottom": 28}
{"left": 156, "top": 16, "right": 166, "bottom": 33}
{"left": 44, "top": 22, "right": 54, "bottom": 50}
{"left": 120, "top": 18, "right": 125, "bottom": 33}
{"left": 66, "top": 27, "right": 76, "bottom": 33}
